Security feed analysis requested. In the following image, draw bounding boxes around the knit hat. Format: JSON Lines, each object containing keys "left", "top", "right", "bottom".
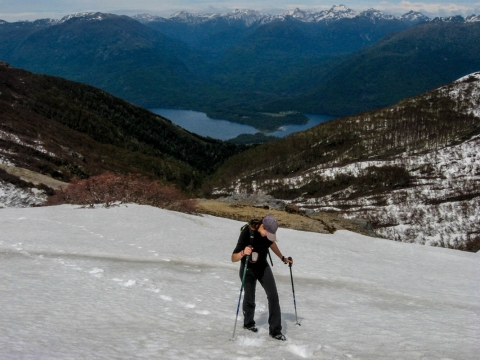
{"left": 262, "top": 214, "right": 278, "bottom": 242}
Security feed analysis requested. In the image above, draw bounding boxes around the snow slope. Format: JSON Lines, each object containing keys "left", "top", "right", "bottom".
{"left": 1, "top": 205, "right": 478, "bottom": 359}
{"left": 296, "top": 134, "right": 480, "bottom": 247}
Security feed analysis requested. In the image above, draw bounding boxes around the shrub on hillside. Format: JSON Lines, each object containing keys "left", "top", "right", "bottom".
{"left": 44, "top": 173, "right": 198, "bottom": 214}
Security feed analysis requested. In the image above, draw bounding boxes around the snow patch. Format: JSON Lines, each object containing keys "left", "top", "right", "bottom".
{"left": 286, "top": 343, "right": 315, "bottom": 358}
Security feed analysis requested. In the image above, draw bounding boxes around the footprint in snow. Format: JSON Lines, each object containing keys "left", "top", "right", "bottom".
{"left": 89, "top": 268, "right": 104, "bottom": 273}
{"left": 287, "top": 344, "right": 315, "bottom": 358}
{"left": 122, "top": 280, "right": 136, "bottom": 287}
{"left": 89, "top": 268, "right": 104, "bottom": 277}
{"left": 195, "top": 310, "right": 210, "bottom": 315}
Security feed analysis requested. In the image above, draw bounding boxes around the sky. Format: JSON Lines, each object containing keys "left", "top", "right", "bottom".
{"left": 1, "top": 0, "right": 479, "bottom": 22}
{"left": 0, "top": 204, "right": 478, "bottom": 358}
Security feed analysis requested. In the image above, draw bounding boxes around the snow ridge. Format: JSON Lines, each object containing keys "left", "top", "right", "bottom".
{"left": 57, "top": 12, "right": 118, "bottom": 24}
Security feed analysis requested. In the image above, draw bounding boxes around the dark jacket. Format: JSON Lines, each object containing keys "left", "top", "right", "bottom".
{"left": 233, "top": 225, "right": 273, "bottom": 277}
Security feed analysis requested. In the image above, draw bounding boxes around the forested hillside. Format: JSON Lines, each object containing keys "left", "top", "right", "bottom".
{"left": 0, "top": 13, "right": 215, "bottom": 109}
{"left": 207, "top": 73, "right": 480, "bottom": 250}
{"left": 285, "top": 21, "right": 480, "bottom": 116}
{"left": 0, "top": 63, "right": 240, "bottom": 190}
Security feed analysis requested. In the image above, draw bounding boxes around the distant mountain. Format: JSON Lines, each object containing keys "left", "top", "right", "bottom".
{"left": 0, "top": 12, "right": 213, "bottom": 109}
{"left": 0, "top": 18, "right": 57, "bottom": 32}
{"left": 0, "top": 7, "right": 422, "bottom": 126}
{"left": 466, "top": 14, "right": 480, "bottom": 22}
{"left": 98, "top": 6, "right": 480, "bottom": 122}
{"left": 207, "top": 12, "right": 411, "bottom": 97}
{"left": 281, "top": 21, "right": 480, "bottom": 116}
{"left": 207, "top": 72, "right": 480, "bottom": 250}
{"left": 134, "top": 6, "right": 426, "bottom": 120}
{"left": 400, "top": 10, "right": 430, "bottom": 24}
{"left": 0, "top": 63, "right": 241, "bottom": 190}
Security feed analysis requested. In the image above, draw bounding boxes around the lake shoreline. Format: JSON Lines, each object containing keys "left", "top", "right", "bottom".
{"left": 150, "top": 108, "right": 335, "bottom": 141}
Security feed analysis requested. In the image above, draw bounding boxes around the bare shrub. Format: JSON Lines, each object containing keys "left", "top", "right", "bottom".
{"left": 45, "top": 173, "right": 198, "bottom": 214}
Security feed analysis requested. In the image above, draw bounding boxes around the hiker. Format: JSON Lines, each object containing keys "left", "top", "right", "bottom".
{"left": 231, "top": 214, "right": 293, "bottom": 341}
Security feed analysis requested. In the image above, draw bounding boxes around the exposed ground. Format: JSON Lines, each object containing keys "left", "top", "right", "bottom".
{"left": 196, "top": 199, "right": 376, "bottom": 237}
{"left": 0, "top": 164, "right": 67, "bottom": 190}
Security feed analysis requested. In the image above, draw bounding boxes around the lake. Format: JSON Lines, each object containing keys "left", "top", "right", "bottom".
{"left": 150, "top": 108, "right": 335, "bottom": 141}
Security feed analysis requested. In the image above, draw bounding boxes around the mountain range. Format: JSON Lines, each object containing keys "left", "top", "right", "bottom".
{"left": 1, "top": 6, "right": 479, "bottom": 128}
{"left": 136, "top": 6, "right": 479, "bottom": 26}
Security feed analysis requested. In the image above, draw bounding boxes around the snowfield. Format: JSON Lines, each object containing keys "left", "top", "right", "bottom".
{"left": 1, "top": 205, "right": 478, "bottom": 359}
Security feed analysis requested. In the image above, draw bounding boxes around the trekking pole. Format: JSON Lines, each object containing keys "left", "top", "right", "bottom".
{"left": 231, "top": 253, "right": 250, "bottom": 340}
{"left": 288, "top": 257, "right": 301, "bottom": 326}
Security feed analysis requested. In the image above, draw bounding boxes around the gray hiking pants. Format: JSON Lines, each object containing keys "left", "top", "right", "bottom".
{"left": 240, "top": 264, "right": 282, "bottom": 335}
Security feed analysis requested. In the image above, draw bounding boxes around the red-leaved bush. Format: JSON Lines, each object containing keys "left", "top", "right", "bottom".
{"left": 44, "top": 173, "right": 198, "bottom": 214}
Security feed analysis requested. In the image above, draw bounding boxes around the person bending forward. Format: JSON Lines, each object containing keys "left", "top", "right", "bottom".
{"left": 231, "top": 214, "right": 293, "bottom": 341}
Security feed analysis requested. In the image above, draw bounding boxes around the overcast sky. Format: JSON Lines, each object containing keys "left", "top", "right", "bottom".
{"left": 1, "top": 1, "right": 479, "bottom": 22}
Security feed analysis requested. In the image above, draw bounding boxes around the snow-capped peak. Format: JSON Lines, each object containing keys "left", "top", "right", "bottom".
{"left": 324, "top": 4, "right": 357, "bottom": 19}
{"left": 283, "top": 8, "right": 319, "bottom": 22}
{"left": 285, "top": 8, "right": 309, "bottom": 19}
{"left": 229, "top": 9, "right": 263, "bottom": 18}
{"left": 359, "top": 8, "right": 395, "bottom": 21}
{"left": 58, "top": 12, "right": 115, "bottom": 24}
{"left": 466, "top": 14, "right": 480, "bottom": 22}
{"left": 170, "top": 11, "right": 197, "bottom": 21}
{"left": 428, "top": 15, "right": 466, "bottom": 23}
{"left": 168, "top": 9, "right": 266, "bottom": 26}
{"left": 218, "top": 9, "right": 265, "bottom": 26}
{"left": 132, "top": 13, "right": 162, "bottom": 23}
{"left": 281, "top": 5, "right": 357, "bottom": 22}
{"left": 400, "top": 10, "right": 429, "bottom": 23}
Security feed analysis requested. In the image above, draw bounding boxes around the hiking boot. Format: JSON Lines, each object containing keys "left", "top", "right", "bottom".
{"left": 243, "top": 325, "right": 258, "bottom": 333}
{"left": 270, "top": 333, "right": 286, "bottom": 341}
